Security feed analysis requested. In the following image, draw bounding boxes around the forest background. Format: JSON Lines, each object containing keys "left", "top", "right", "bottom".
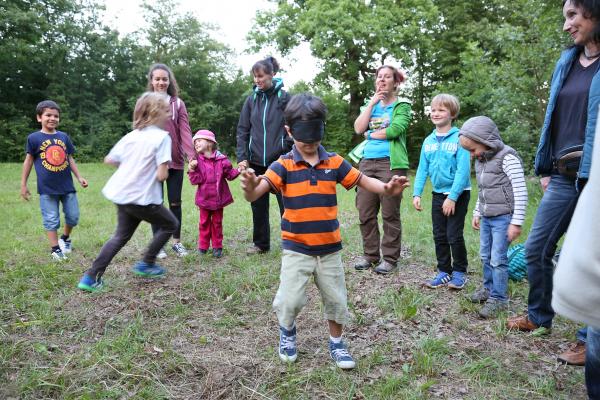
{"left": 1, "top": 0, "right": 566, "bottom": 170}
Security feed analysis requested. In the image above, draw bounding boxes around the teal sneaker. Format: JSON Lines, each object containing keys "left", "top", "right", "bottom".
{"left": 77, "top": 274, "right": 103, "bottom": 292}
{"left": 132, "top": 261, "right": 166, "bottom": 278}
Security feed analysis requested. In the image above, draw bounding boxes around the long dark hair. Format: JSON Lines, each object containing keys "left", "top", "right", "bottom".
{"left": 564, "top": 0, "right": 600, "bottom": 43}
{"left": 147, "top": 63, "right": 180, "bottom": 98}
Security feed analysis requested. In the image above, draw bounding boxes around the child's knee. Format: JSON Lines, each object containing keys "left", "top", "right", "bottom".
{"left": 40, "top": 201, "right": 60, "bottom": 231}
{"left": 63, "top": 193, "right": 80, "bottom": 227}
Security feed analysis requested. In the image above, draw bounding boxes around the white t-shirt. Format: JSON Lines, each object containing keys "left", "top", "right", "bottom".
{"left": 102, "top": 126, "right": 172, "bottom": 205}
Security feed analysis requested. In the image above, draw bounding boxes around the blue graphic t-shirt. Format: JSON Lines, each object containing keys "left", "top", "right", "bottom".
{"left": 363, "top": 101, "right": 393, "bottom": 159}
{"left": 26, "top": 131, "right": 76, "bottom": 195}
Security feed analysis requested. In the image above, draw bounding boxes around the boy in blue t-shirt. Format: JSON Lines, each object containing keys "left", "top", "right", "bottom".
{"left": 412, "top": 94, "right": 471, "bottom": 289}
{"left": 20, "top": 100, "right": 88, "bottom": 260}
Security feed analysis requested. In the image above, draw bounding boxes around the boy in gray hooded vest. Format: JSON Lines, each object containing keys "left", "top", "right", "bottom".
{"left": 459, "top": 116, "right": 528, "bottom": 318}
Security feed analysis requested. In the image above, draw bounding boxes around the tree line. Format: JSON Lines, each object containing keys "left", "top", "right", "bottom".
{"left": 2, "top": 0, "right": 566, "bottom": 171}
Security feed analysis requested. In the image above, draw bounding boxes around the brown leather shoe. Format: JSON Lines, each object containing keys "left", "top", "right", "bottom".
{"left": 557, "top": 342, "right": 586, "bottom": 366}
{"left": 507, "top": 314, "right": 539, "bottom": 331}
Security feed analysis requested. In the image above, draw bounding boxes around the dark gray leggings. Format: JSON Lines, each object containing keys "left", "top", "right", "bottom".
{"left": 87, "top": 204, "right": 178, "bottom": 279}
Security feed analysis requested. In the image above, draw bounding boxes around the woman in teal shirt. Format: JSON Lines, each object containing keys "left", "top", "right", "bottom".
{"left": 353, "top": 65, "right": 411, "bottom": 274}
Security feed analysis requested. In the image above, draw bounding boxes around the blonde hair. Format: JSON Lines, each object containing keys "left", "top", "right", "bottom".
{"left": 132, "top": 92, "right": 170, "bottom": 130}
{"left": 431, "top": 93, "right": 460, "bottom": 120}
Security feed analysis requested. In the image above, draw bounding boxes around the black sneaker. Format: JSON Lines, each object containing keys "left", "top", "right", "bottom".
{"left": 212, "top": 248, "right": 223, "bottom": 258}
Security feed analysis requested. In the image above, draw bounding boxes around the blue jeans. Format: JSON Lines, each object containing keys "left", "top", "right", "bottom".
{"left": 525, "top": 175, "right": 579, "bottom": 328}
{"left": 587, "top": 326, "right": 600, "bottom": 400}
{"left": 39, "top": 192, "right": 80, "bottom": 231}
{"left": 480, "top": 214, "right": 511, "bottom": 303}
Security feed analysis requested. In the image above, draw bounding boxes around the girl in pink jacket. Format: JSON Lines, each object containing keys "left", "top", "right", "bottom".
{"left": 188, "top": 130, "right": 240, "bottom": 257}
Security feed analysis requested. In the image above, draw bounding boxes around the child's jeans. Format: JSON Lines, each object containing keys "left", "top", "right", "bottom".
{"left": 86, "top": 204, "right": 178, "bottom": 279}
{"left": 480, "top": 214, "right": 511, "bottom": 303}
{"left": 39, "top": 192, "right": 79, "bottom": 231}
{"left": 273, "top": 250, "right": 349, "bottom": 329}
{"left": 198, "top": 208, "right": 223, "bottom": 250}
{"left": 587, "top": 326, "right": 600, "bottom": 399}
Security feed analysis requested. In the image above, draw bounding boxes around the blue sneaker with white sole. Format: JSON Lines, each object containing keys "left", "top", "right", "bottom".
{"left": 329, "top": 340, "right": 356, "bottom": 369}
{"left": 132, "top": 261, "right": 166, "bottom": 277}
{"left": 448, "top": 271, "right": 467, "bottom": 290}
{"left": 278, "top": 325, "right": 297, "bottom": 362}
{"left": 425, "top": 271, "right": 451, "bottom": 288}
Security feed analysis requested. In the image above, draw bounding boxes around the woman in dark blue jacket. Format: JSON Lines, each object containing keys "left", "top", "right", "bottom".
{"left": 507, "top": 0, "right": 600, "bottom": 373}
{"left": 236, "top": 57, "right": 290, "bottom": 254}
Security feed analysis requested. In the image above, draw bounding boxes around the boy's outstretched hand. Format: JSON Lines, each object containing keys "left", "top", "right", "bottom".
{"left": 382, "top": 175, "right": 410, "bottom": 196}
{"left": 240, "top": 168, "right": 259, "bottom": 192}
{"left": 78, "top": 177, "right": 88, "bottom": 188}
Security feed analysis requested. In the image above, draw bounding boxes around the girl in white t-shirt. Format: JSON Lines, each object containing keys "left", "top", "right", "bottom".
{"left": 77, "top": 92, "right": 179, "bottom": 292}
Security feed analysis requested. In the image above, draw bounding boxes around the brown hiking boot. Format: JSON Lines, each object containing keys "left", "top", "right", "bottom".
{"left": 557, "top": 342, "right": 586, "bottom": 366}
{"left": 506, "top": 314, "right": 539, "bottom": 331}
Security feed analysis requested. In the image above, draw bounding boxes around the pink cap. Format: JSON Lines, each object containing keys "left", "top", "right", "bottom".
{"left": 192, "top": 130, "right": 217, "bottom": 144}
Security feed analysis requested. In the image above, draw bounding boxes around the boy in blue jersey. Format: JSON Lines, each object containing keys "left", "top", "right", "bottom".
{"left": 412, "top": 94, "right": 471, "bottom": 289}
{"left": 21, "top": 100, "right": 88, "bottom": 261}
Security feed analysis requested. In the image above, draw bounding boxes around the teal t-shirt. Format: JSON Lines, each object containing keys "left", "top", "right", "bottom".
{"left": 363, "top": 102, "right": 393, "bottom": 159}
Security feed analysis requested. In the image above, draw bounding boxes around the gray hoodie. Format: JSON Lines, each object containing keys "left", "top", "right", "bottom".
{"left": 459, "top": 116, "right": 521, "bottom": 217}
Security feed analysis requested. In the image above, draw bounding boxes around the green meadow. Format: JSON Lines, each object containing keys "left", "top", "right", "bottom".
{"left": 0, "top": 163, "right": 586, "bottom": 399}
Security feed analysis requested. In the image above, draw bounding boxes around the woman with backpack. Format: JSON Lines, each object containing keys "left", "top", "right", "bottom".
{"left": 236, "top": 56, "right": 290, "bottom": 254}
{"left": 147, "top": 63, "right": 195, "bottom": 258}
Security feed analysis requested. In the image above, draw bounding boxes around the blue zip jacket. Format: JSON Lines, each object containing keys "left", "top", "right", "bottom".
{"left": 412, "top": 127, "right": 471, "bottom": 201}
{"left": 535, "top": 47, "right": 600, "bottom": 179}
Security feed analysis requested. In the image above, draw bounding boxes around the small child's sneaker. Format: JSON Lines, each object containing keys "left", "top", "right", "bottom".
{"left": 132, "top": 261, "right": 166, "bottom": 278}
{"left": 329, "top": 340, "right": 356, "bottom": 369}
{"left": 278, "top": 325, "right": 297, "bottom": 362}
{"left": 212, "top": 248, "right": 223, "bottom": 258}
{"left": 424, "top": 271, "right": 451, "bottom": 288}
{"left": 157, "top": 248, "right": 168, "bottom": 259}
{"left": 77, "top": 274, "right": 103, "bottom": 292}
{"left": 51, "top": 248, "right": 67, "bottom": 261}
{"left": 58, "top": 238, "right": 72, "bottom": 254}
{"left": 172, "top": 242, "right": 189, "bottom": 257}
{"left": 198, "top": 249, "right": 208, "bottom": 255}
{"left": 448, "top": 271, "right": 467, "bottom": 290}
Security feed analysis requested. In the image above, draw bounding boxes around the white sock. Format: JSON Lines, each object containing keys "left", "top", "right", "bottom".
{"left": 330, "top": 335, "right": 342, "bottom": 344}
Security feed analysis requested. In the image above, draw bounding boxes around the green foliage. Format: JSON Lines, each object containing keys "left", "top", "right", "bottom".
{"left": 0, "top": 0, "right": 247, "bottom": 161}
{"left": 250, "top": 0, "right": 565, "bottom": 168}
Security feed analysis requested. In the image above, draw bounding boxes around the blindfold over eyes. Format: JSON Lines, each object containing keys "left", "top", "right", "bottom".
{"left": 290, "top": 119, "right": 324, "bottom": 143}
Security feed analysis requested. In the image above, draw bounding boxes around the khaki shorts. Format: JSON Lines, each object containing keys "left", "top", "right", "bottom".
{"left": 273, "top": 249, "right": 349, "bottom": 329}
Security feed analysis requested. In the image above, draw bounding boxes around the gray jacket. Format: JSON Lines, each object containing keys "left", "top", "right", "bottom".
{"left": 460, "top": 116, "right": 520, "bottom": 217}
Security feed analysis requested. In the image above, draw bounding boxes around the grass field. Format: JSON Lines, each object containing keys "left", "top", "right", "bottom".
{"left": 0, "top": 163, "right": 587, "bottom": 399}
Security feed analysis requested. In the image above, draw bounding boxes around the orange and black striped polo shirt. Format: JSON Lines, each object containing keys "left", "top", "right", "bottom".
{"left": 262, "top": 145, "right": 362, "bottom": 256}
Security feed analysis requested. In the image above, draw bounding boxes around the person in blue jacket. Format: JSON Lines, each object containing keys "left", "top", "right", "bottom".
{"left": 412, "top": 94, "right": 471, "bottom": 290}
{"left": 507, "top": 0, "right": 600, "bottom": 368}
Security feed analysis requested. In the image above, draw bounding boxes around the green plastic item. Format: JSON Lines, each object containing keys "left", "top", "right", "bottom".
{"left": 348, "top": 139, "right": 367, "bottom": 163}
